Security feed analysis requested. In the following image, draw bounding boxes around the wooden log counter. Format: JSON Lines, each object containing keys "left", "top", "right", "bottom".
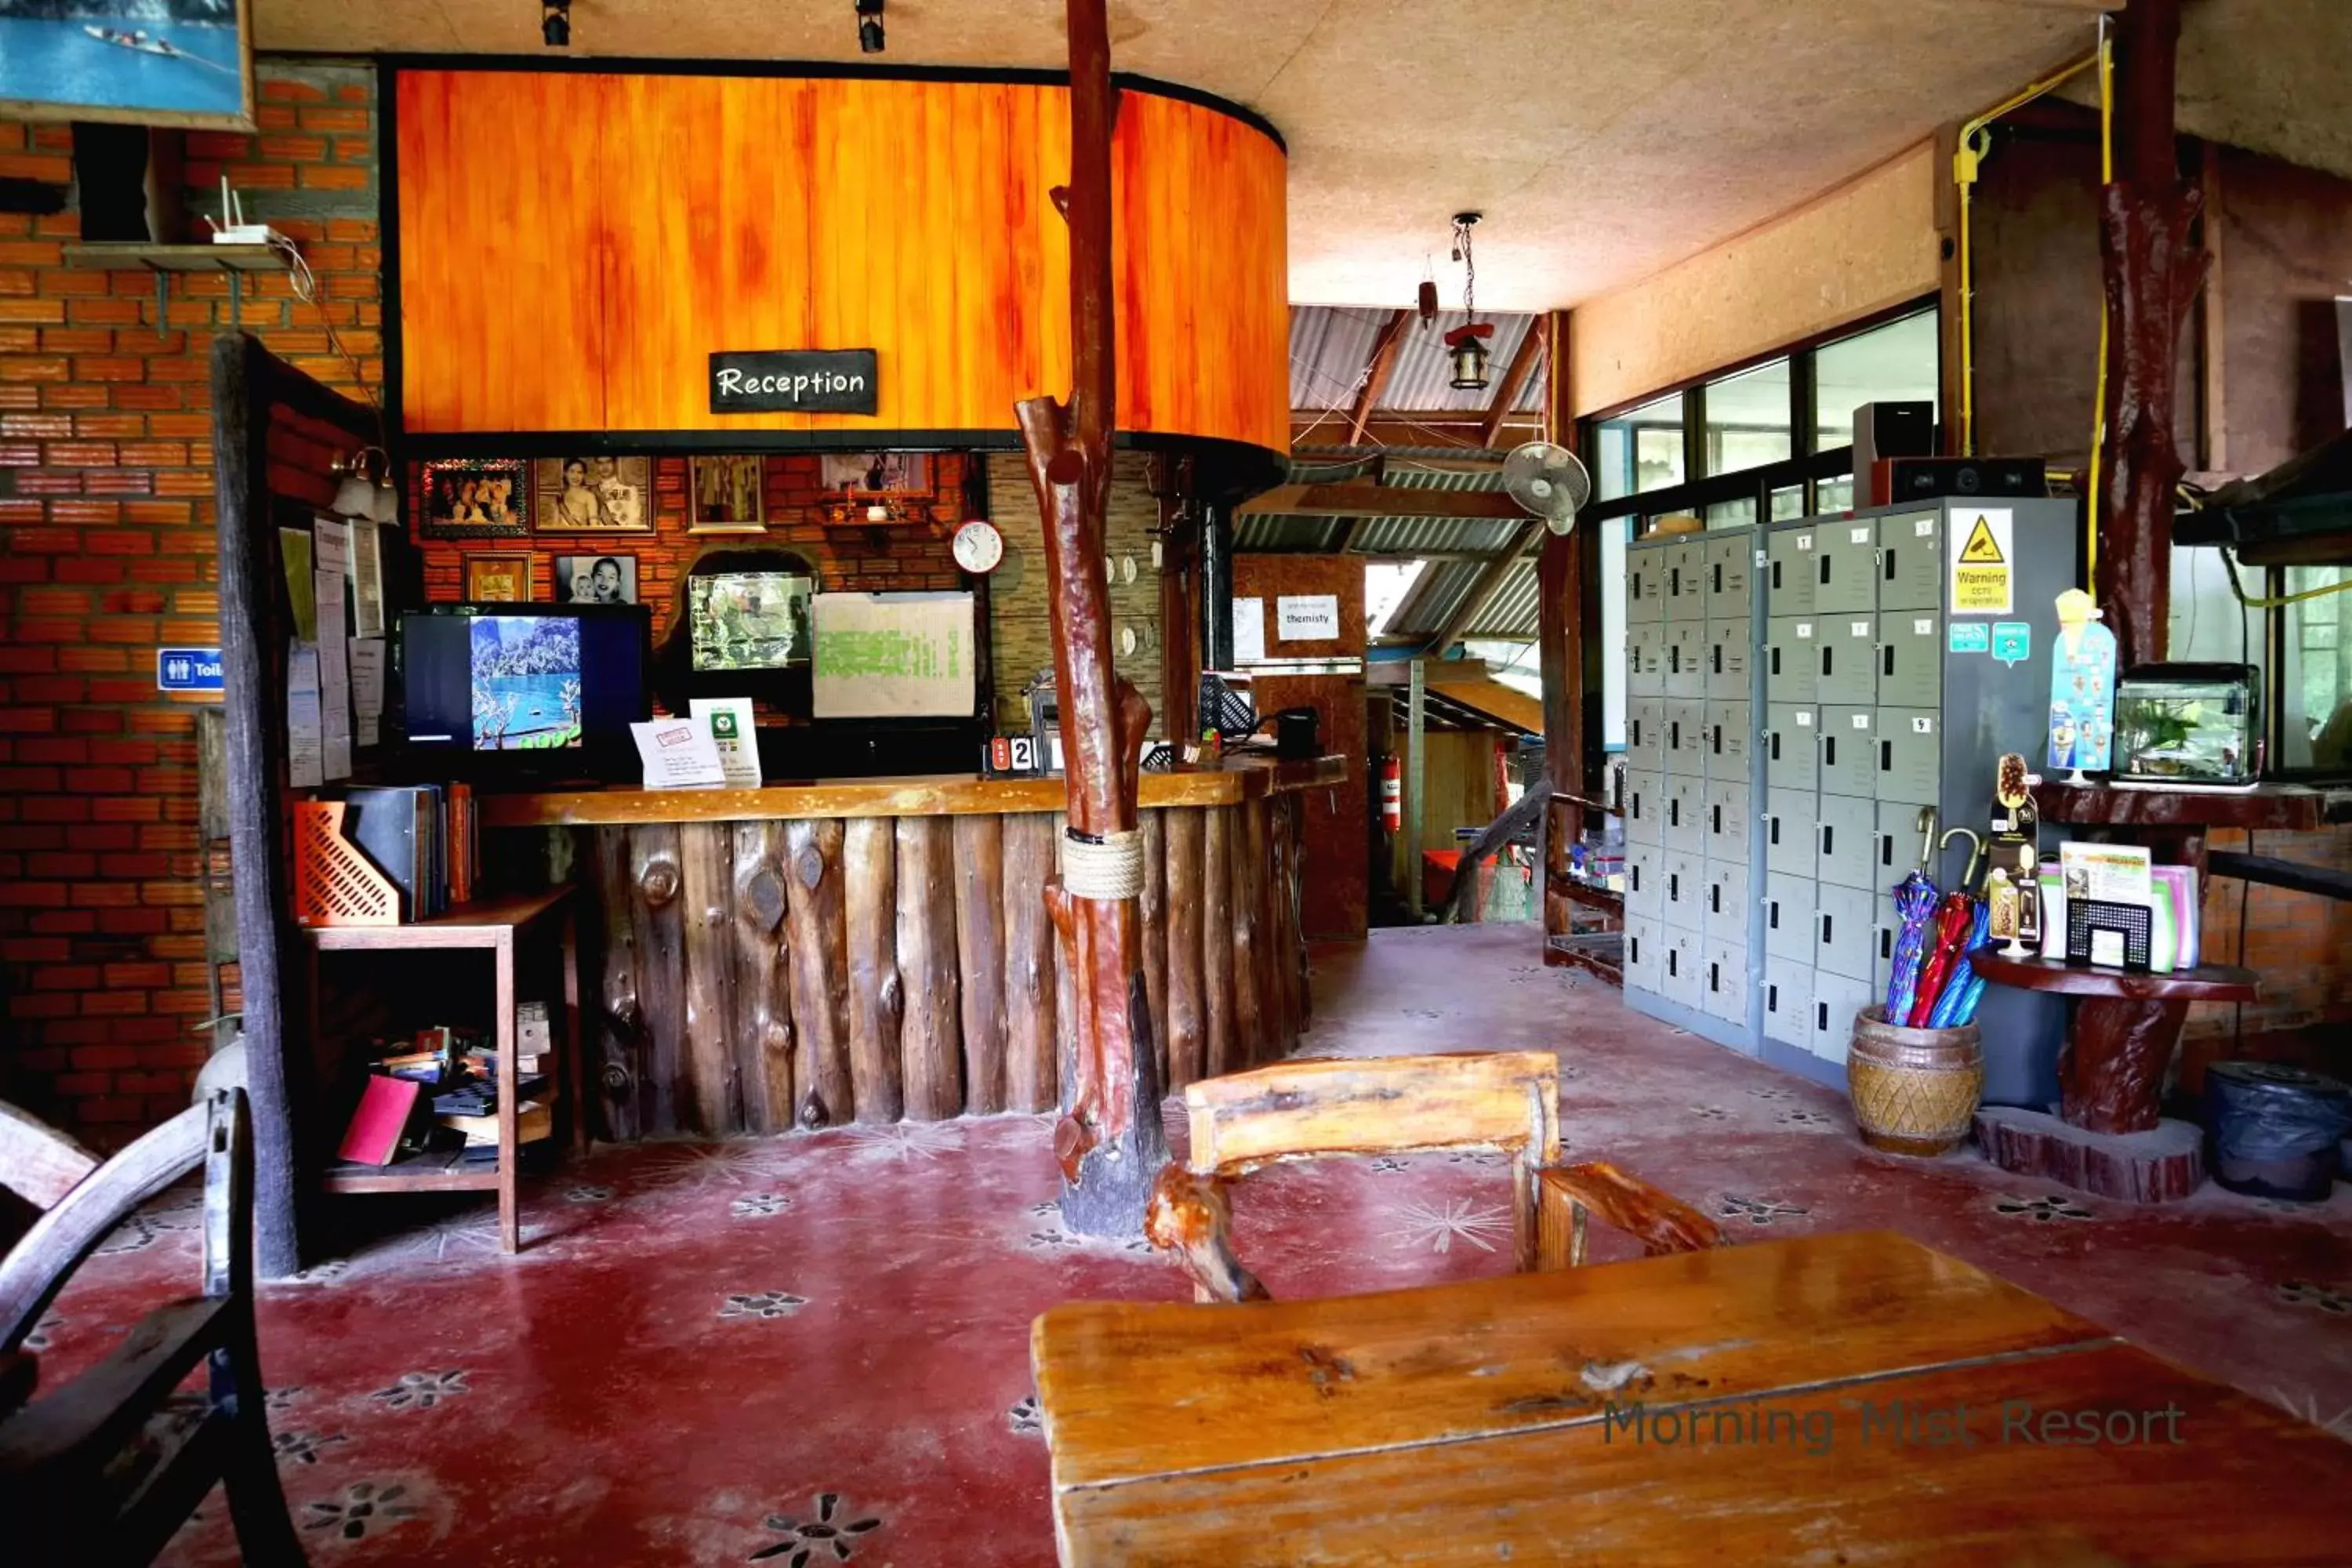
{"left": 479, "top": 756, "right": 1341, "bottom": 1139}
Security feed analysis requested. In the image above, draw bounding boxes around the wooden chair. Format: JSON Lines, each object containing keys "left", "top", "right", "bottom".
{"left": 1534, "top": 1162, "right": 1725, "bottom": 1269}
{"left": 0, "top": 1090, "right": 306, "bottom": 1566}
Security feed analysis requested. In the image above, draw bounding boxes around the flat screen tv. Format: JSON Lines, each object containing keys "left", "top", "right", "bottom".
{"left": 0, "top": 0, "right": 256, "bottom": 130}
{"left": 399, "top": 604, "right": 650, "bottom": 779}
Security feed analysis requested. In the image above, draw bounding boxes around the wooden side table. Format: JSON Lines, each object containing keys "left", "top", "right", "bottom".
{"left": 307, "top": 886, "right": 582, "bottom": 1252}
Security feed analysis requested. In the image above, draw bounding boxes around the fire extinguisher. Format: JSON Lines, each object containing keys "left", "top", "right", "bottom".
{"left": 1378, "top": 753, "right": 1402, "bottom": 834}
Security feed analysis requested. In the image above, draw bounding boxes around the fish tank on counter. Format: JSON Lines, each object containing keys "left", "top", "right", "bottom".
{"left": 2112, "top": 662, "right": 2261, "bottom": 789}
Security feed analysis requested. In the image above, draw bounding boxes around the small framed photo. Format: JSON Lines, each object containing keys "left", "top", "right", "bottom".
{"left": 690, "top": 455, "right": 768, "bottom": 533}
{"left": 819, "top": 452, "right": 931, "bottom": 495}
{"left": 534, "top": 456, "right": 654, "bottom": 533}
{"left": 464, "top": 552, "right": 534, "bottom": 604}
{"left": 420, "top": 459, "right": 530, "bottom": 539}
{"left": 554, "top": 553, "right": 637, "bottom": 605}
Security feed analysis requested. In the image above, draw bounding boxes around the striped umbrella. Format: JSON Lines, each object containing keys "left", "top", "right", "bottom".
{"left": 1927, "top": 902, "right": 1995, "bottom": 1028}
{"left": 1907, "top": 829, "right": 1986, "bottom": 1028}
{"left": 1881, "top": 807, "right": 1941, "bottom": 1024}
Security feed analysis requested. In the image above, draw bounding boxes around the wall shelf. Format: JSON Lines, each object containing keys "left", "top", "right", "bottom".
{"left": 58, "top": 241, "right": 289, "bottom": 337}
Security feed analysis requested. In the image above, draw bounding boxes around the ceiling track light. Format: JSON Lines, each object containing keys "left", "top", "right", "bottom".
{"left": 541, "top": 0, "right": 570, "bottom": 49}
{"left": 856, "top": 0, "right": 885, "bottom": 53}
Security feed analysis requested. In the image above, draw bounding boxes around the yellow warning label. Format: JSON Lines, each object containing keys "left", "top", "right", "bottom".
{"left": 1958, "top": 517, "right": 2005, "bottom": 564}
{"left": 1953, "top": 565, "right": 2009, "bottom": 612}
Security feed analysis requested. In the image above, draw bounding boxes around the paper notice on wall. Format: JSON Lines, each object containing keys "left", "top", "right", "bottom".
{"left": 347, "top": 520, "right": 386, "bottom": 640}
{"left": 286, "top": 641, "right": 324, "bottom": 789}
{"left": 348, "top": 638, "right": 385, "bottom": 747}
{"left": 312, "top": 514, "right": 350, "bottom": 578}
{"left": 631, "top": 717, "right": 728, "bottom": 788}
{"left": 811, "top": 591, "right": 976, "bottom": 719}
{"left": 1276, "top": 593, "right": 1341, "bottom": 641}
{"left": 314, "top": 568, "right": 351, "bottom": 780}
{"left": 280, "top": 528, "right": 318, "bottom": 642}
{"left": 1231, "top": 597, "right": 1266, "bottom": 664}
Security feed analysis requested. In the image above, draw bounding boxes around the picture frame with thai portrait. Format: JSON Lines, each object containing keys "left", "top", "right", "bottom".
{"left": 554, "top": 553, "right": 638, "bottom": 606}
{"left": 533, "top": 456, "right": 655, "bottom": 533}
{"left": 463, "top": 551, "right": 534, "bottom": 604}
{"left": 689, "top": 454, "right": 768, "bottom": 534}
{"left": 818, "top": 452, "right": 931, "bottom": 496}
{"left": 419, "top": 458, "right": 530, "bottom": 539}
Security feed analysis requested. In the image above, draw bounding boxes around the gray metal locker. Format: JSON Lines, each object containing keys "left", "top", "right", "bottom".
{"left": 1664, "top": 621, "right": 1706, "bottom": 699}
{"left": 1625, "top": 844, "right": 1663, "bottom": 920}
{"left": 1702, "top": 778, "right": 1750, "bottom": 864}
{"left": 1875, "top": 706, "right": 1940, "bottom": 804}
{"left": 1703, "top": 700, "right": 1750, "bottom": 783}
{"left": 1626, "top": 697, "right": 1664, "bottom": 772}
{"left": 1624, "top": 915, "right": 1661, "bottom": 993}
{"left": 1817, "top": 614, "right": 1878, "bottom": 705}
{"left": 1765, "top": 526, "right": 1816, "bottom": 615}
{"left": 1627, "top": 550, "right": 1664, "bottom": 622}
{"left": 1763, "top": 872, "right": 1816, "bottom": 962}
{"left": 1877, "top": 609, "right": 1942, "bottom": 708}
{"left": 1875, "top": 799, "right": 1934, "bottom": 883}
{"left": 1664, "top": 543, "right": 1705, "bottom": 617}
{"left": 1660, "top": 926, "right": 1704, "bottom": 1011}
{"left": 1818, "top": 705, "right": 1877, "bottom": 798}
{"left": 1624, "top": 768, "right": 1664, "bottom": 844}
{"left": 1875, "top": 510, "right": 1941, "bottom": 610}
{"left": 1703, "top": 535, "right": 1751, "bottom": 617}
{"left": 1815, "top": 517, "right": 1879, "bottom": 613}
{"left": 1763, "top": 702, "right": 1819, "bottom": 791}
{"left": 1662, "top": 848, "right": 1703, "bottom": 931}
{"left": 1762, "top": 786, "right": 1813, "bottom": 876}
{"left": 1662, "top": 775, "right": 1704, "bottom": 844}
{"left": 1627, "top": 622, "right": 1665, "bottom": 697}
{"left": 1664, "top": 699, "right": 1708, "bottom": 778}
{"left": 1700, "top": 935, "right": 1748, "bottom": 1025}
{"left": 1762, "top": 616, "right": 1818, "bottom": 704}
{"left": 1814, "top": 791, "right": 1878, "bottom": 890}
{"left": 1704, "top": 618, "right": 1751, "bottom": 699}
{"left": 1701, "top": 859, "right": 1751, "bottom": 944}
{"left": 1762, "top": 958, "right": 1813, "bottom": 1047}
{"left": 1810, "top": 971, "right": 1875, "bottom": 1064}
{"left": 1814, "top": 883, "right": 1876, "bottom": 982}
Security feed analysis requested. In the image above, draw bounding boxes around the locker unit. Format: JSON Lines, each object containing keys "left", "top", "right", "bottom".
{"left": 1625, "top": 843, "right": 1663, "bottom": 920}
{"left": 1620, "top": 499, "right": 2078, "bottom": 1100}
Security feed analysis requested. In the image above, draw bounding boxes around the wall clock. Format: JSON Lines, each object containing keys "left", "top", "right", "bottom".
{"left": 952, "top": 518, "right": 1004, "bottom": 574}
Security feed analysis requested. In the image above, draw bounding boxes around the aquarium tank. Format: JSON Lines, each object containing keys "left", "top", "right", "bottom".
{"left": 2113, "top": 662, "right": 2259, "bottom": 786}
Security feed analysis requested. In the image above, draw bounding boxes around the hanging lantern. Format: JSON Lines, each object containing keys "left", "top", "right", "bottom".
{"left": 1445, "top": 322, "right": 1494, "bottom": 390}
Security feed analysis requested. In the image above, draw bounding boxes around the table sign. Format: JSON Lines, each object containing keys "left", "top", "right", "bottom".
{"left": 709, "top": 349, "right": 878, "bottom": 414}
{"left": 690, "top": 697, "right": 762, "bottom": 787}
{"left": 630, "top": 717, "right": 728, "bottom": 789}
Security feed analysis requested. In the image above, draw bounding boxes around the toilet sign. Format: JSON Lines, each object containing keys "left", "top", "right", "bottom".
{"left": 155, "top": 647, "right": 223, "bottom": 693}
{"left": 1949, "top": 508, "right": 2013, "bottom": 615}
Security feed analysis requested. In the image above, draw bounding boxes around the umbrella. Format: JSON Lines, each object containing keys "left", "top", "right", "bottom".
{"left": 1927, "top": 901, "right": 1994, "bottom": 1028}
{"left": 1881, "top": 806, "right": 1940, "bottom": 1024}
{"left": 1907, "top": 828, "right": 1985, "bottom": 1028}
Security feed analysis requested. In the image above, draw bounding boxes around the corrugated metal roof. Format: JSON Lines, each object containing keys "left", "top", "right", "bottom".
{"left": 1232, "top": 513, "right": 1346, "bottom": 551}
{"left": 1464, "top": 557, "right": 1541, "bottom": 639}
{"left": 1290, "top": 305, "right": 1547, "bottom": 419}
{"left": 1352, "top": 514, "right": 1522, "bottom": 556}
{"left": 1378, "top": 558, "right": 1488, "bottom": 641}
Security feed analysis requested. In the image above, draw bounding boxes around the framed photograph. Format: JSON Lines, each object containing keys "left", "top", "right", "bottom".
{"left": 534, "top": 456, "right": 654, "bottom": 533}
{"left": 690, "top": 455, "right": 768, "bottom": 534}
{"left": 0, "top": 0, "right": 256, "bottom": 132}
{"left": 420, "top": 459, "right": 530, "bottom": 539}
{"left": 554, "top": 553, "right": 637, "bottom": 605}
{"left": 819, "top": 452, "right": 931, "bottom": 495}
{"left": 464, "top": 552, "right": 533, "bottom": 604}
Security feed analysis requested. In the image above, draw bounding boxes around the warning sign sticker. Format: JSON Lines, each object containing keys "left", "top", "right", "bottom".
{"left": 1949, "top": 507, "right": 2013, "bottom": 614}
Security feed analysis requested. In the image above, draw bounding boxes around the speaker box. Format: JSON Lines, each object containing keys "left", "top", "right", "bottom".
{"left": 1850, "top": 401, "right": 1935, "bottom": 478}
{"left": 1870, "top": 456, "right": 2048, "bottom": 506}
{"left": 69, "top": 123, "right": 186, "bottom": 243}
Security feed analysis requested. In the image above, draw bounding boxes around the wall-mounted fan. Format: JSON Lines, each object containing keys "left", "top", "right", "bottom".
{"left": 1501, "top": 441, "right": 1592, "bottom": 535}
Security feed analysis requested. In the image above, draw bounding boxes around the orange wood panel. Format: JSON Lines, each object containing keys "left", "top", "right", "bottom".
{"left": 393, "top": 71, "right": 1287, "bottom": 451}
{"left": 394, "top": 71, "right": 608, "bottom": 434}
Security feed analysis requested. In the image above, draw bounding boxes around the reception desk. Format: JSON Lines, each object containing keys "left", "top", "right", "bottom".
{"left": 481, "top": 756, "right": 1342, "bottom": 1139}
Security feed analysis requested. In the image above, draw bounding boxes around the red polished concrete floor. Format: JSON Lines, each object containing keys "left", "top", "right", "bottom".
{"left": 27, "top": 924, "right": 2352, "bottom": 1564}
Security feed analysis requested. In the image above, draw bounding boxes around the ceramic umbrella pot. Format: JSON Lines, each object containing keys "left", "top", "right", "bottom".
{"left": 1846, "top": 1005, "right": 1986, "bottom": 1157}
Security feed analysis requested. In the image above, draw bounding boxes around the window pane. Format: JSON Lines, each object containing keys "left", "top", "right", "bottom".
{"left": 1593, "top": 422, "right": 1634, "bottom": 502}
{"left": 1703, "top": 359, "right": 1791, "bottom": 475}
{"left": 1769, "top": 484, "right": 1807, "bottom": 521}
{"left": 1706, "top": 498, "right": 1757, "bottom": 529}
{"left": 1813, "top": 310, "right": 1939, "bottom": 451}
{"left": 2284, "top": 566, "right": 2352, "bottom": 770}
{"left": 1815, "top": 475, "right": 1853, "bottom": 513}
{"left": 1593, "top": 393, "right": 1684, "bottom": 502}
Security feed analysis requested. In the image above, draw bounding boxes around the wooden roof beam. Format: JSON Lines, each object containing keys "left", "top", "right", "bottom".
{"left": 1478, "top": 328, "right": 1545, "bottom": 450}
{"left": 1348, "top": 308, "right": 1410, "bottom": 445}
{"left": 1234, "top": 484, "right": 1523, "bottom": 521}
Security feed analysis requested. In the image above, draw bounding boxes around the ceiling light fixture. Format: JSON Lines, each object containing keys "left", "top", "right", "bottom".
{"left": 856, "top": 0, "right": 885, "bottom": 53}
{"left": 1444, "top": 211, "right": 1494, "bottom": 390}
{"left": 541, "top": 0, "right": 570, "bottom": 48}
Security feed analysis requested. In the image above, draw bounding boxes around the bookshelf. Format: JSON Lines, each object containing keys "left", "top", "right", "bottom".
{"left": 307, "top": 885, "right": 581, "bottom": 1252}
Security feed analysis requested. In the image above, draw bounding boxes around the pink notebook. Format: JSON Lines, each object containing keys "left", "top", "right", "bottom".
{"left": 338, "top": 1076, "right": 420, "bottom": 1165}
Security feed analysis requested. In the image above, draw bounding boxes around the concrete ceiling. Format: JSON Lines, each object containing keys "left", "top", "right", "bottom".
{"left": 262, "top": 1, "right": 2176, "bottom": 310}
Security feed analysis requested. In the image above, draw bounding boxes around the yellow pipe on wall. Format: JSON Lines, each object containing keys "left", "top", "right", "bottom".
{"left": 2084, "top": 25, "right": 2115, "bottom": 589}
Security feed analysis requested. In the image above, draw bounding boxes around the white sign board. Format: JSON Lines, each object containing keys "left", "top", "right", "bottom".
{"left": 632, "top": 717, "right": 728, "bottom": 788}
{"left": 1275, "top": 593, "right": 1341, "bottom": 641}
{"left": 811, "top": 591, "right": 976, "bottom": 719}
{"left": 1231, "top": 596, "right": 1267, "bottom": 664}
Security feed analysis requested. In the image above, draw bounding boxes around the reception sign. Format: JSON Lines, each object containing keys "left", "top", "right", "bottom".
{"left": 710, "top": 350, "right": 879, "bottom": 415}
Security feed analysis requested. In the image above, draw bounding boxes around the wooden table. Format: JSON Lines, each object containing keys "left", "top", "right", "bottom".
{"left": 1031, "top": 1231, "right": 2352, "bottom": 1563}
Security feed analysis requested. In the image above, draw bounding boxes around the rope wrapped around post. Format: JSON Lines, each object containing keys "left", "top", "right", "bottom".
{"left": 1062, "top": 828, "right": 1147, "bottom": 902}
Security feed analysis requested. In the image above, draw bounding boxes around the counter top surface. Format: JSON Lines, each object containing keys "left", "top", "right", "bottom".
{"left": 478, "top": 753, "right": 1347, "bottom": 827}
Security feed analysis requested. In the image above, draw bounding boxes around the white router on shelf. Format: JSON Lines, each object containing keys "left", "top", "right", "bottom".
{"left": 205, "top": 177, "right": 282, "bottom": 247}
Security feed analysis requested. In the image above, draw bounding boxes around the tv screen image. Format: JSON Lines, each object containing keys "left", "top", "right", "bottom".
{"left": 690, "top": 571, "right": 812, "bottom": 673}
{"left": 469, "top": 615, "right": 581, "bottom": 750}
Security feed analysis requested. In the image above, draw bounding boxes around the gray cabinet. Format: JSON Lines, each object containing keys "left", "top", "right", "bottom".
{"left": 1766, "top": 526, "right": 1816, "bottom": 616}
{"left": 1817, "top": 614, "right": 1878, "bottom": 704}
{"left": 1763, "top": 702, "right": 1818, "bottom": 791}
{"left": 1878, "top": 609, "right": 1941, "bottom": 708}
{"left": 1627, "top": 622, "right": 1666, "bottom": 697}
{"left": 1762, "top": 786, "right": 1813, "bottom": 876}
{"left": 1664, "top": 698, "right": 1708, "bottom": 779}
{"left": 1664, "top": 543, "right": 1705, "bottom": 619}
{"left": 1700, "top": 936, "right": 1748, "bottom": 1025}
{"left": 1624, "top": 915, "right": 1661, "bottom": 991}
{"left": 1701, "top": 858, "right": 1751, "bottom": 944}
{"left": 1814, "top": 883, "right": 1876, "bottom": 982}
{"left": 1815, "top": 517, "right": 1879, "bottom": 613}
{"left": 1628, "top": 550, "right": 1665, "bottom": 622}
{"left": 1660, "top": 926, "right": 1704, "bottom": 1012}
{"left": 1876, "top": 510, "right": 1941, "bottom": 610}
{"left": 1703, "top": 777, "right": 1750, "bottom": 863}
{"left": 1762, "top": 958, "right": 1813, "bottom": 1047}
{"left": 1810, "top": 971, "right": 1875, "bottom": 1065}
{"left": 1624, "top": 769, "right": 1664, "bottom": 844}
{"left": 1626, "top": 697, "right": 1665, "bottom": 773}
{"left": 1703, "top": 699, "right": 1750, "bottom": 783}
{"left": 1625, "top": 844, "right": 1663, "bottom": 920}
{"left": 1818, "top": 705, "right": 1877, "bottom": 799}
{"left": 1704, "top": 535, "right": 1751, "bottom": 617}
{"left": 1704, "top": 617, "right": 1751, "bottom": 699}
{"left": 1763, "top": 872, "right": 1816, "bottom": 961}
{"left": 1875, "top": 706, "right": 1940, "bottom": 804}
{"left": 1815, "top": 791, "right": 1878, "bottom": 890}
{"left": 1763, "top": 616, "right": 1818, "bottom": 704}
{"left": 1875, "top": 799, "right": 1933, "bottom": 884}
{"left": 1664, "top": 620, "right": 1706, "bottom": 698}
{"left": 1662, "top": 848, "right": 1704, "bottom": 931}
{"left": 1663, "top": 774, "right": 1704, "bottom": 844}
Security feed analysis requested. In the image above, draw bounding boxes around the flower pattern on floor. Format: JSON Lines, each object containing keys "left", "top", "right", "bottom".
{"left": 371, "top": 1370, "right": 470, "bottom": 1410}
{"left": 273, "top": 1429, "right": 350, "bottom": 1466}
{"left": 1007, "top": 1395, "right": 1042, "bottom": 1436}
{"left": 1388, "top": 1198, "right": 1513, "bottom": 1254}
{"left": 1718, "top": 1196, "right": 1809, "bottom": 1226}
{"left": 1994, "top": 1195, "right": 2096, "bottom": 1223}
{"left": 302, "top": 1480, "right": 421, "bottom": 1541}
{"left": 2277, "top": 1279, "right": 2352, "bottom": 1315}
{"left": 750, "top": 1491, "right": 882, "bottom": 1564}
{"left": 719, "top": 1291, "right": 809, "bottom": 1321}
{"left": 731, "top": 1192, "right": 793, "bottom": 1218}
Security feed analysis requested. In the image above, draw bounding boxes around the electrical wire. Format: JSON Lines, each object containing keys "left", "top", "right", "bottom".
{"left": 2218, "top": 548, "right": 2352, "bottom": 610}
{"left": 267, "top": 233, "right": 381, "bottom": 423}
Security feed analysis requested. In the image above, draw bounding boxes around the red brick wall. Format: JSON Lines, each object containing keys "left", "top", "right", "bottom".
{"left": 2187, "top": 826, "right": 2352, "bottom": 1044}
{"left": 0, "top": 61, "right": 383, "bottom": 1140}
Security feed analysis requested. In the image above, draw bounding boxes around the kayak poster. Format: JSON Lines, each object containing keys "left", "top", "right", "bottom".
{"left": 0, "top": 1, "right": 252, "bottom": 129}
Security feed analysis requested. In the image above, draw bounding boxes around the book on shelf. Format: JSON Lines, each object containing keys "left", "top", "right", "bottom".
{"left": 338, "top": 1076, "right": 422, "bottom": 1165}
{"left": 310, "top": 780, "right": 485, "bottom": 924}
{"left": 438, "top": 1098, "right": 551, "bottom": 1147}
